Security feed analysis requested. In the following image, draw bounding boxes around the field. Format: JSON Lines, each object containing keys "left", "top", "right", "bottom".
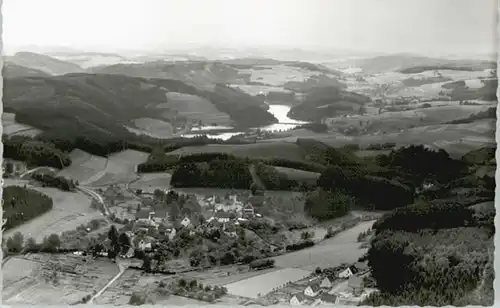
{"left": 57, "top": 149, "right": 149, "bottom": 187}
{"left": 224, "top": 268, "right": 311, "bottom": 299}
{"left": 238, "top": 65, "right": 325, "bottom": 86}
{"left": 273, "top": 166, "right": 321, "bottom": 184}
{"left": 3, "top": 254, "right": 119, "bottom": 305}
{"left": 129, "top": 172, "right": 172, "bottom": 193}
{"left": 169, "top": 142, "right": 305, "bottom": 161}
{"left": 263, "top": 119, "right": 494, "bottom": 158}
{"left": 272, "top": 220, "right": 375, "bottom": 271}
{"left": 89, "top": 150, "right": 149, "bottom": 187}
{"left": 161, "top": 92, "right": 233, "bottom": 125}
{"left": 126, "top": 117, "right": 174, "bottom": 138}
{"left": 229, "top": 84, "right": 293, "bottom": 96}
{"left": 3, "top": 184, "right": 102, "bottom": 242}
{"left": 57, "top": 149, "right": 108, "bottom": 184}
{"left": 2, "top": 112, "right": 42, "bottom": 137}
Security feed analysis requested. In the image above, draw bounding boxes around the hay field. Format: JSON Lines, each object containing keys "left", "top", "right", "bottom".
{"left": 224, "top": 268, "right": 311, "bottom": 299}
{"left": 3, "top": 186, "right": 102, "bottom": 242}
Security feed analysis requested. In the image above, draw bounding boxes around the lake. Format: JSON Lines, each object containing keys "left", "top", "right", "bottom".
{"left": 182, "top": 104, "right": 307, "bottom": 140}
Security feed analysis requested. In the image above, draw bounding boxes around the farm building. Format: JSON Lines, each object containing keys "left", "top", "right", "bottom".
{"left": 338, "top": 267, "right": 354, "bottom": 278}
{"left": 316, "top": 293, "right": 339, "bottom": 305}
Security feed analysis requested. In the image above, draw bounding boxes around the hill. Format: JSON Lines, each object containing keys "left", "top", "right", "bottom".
{"left": 5, "top": 51, "right": 84, "bottom": 75}
{"left": 287, "top": 86, "right": 370, "bottom": 122}
{"left": 3, "top": 74, "right": 277, "bottom": 140}
{"left": 2, "top": 62, "right": 52, "bottom": 78}
{"left": 88, "top": 61, "right": 245, "bottom": 87}
{"left": 357, "top": 54, "right": 495, "bottom": 74}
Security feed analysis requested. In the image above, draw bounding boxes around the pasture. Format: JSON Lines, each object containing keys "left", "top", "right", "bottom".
{"left": 169, "top": 142, "right": 305, "bottom": 161}
{"left": 3, "top": 254, "right": 119, "bottom": 305}
{"left": 272, "top": 220, "right": 376, "bottom": 271}
{"left": 2, "top": 185, "right": 102, "bottom": 242}
{"left": 2, "top": 112, "right": 42, "bottom": 137}
{"left": 129, "top": 172, "right": 172, "bottom": 193}
{"left": 229, "top": 84, "right": 293, "bottom": 96}
{"left": 224, "top": 268, "right": 311, "bottom": 299}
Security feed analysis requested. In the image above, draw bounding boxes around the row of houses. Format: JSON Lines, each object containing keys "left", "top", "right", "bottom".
{"left": 289, "top": 261, "right": 370, "bottom": 306}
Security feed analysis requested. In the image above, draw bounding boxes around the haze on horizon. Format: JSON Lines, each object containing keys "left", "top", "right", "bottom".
{"left": 3, "top": 0, "right": 498, "bottom": 57}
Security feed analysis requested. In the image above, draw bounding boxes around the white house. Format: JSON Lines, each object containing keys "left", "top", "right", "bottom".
{"left": 180, "top": 216, "right": 191, "bottom": 228}
{"left": 304, "top": 284, "right": 321, "bottom": 297}
{"left": 338, "top": 267, "right": 354, "bottom": 278}
{"left": 290, "top": 293, "right": 306, "bottom": 305}
{"left": 320, "top": 277, "right": 333, "bottom": 289}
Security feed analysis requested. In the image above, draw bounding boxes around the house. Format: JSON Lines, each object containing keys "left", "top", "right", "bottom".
{"left": 151, "top": 209, "right": 169, "bottom": 224}
{"left": 180, "top": 216, "right": 191, "bottom": 228}
{"left": 242, "top": 203, "right": 255, "bottom": 218}
{"left": 338, "top": 267, "right": 354, "bottom": 278}
{"left": 214, "top": 211, "right": 232, "bottom": 223}
{"left": 290, "top": 293, "right": 307, "bottom": 305}
{"left": 347, "top": 275, "right": 364, "bottom": 294}
{"left": 320, "top": 277, "right": 333, "bottom": 289}
{"left": 304, "top": 283, "right": 322, "bottom": 297}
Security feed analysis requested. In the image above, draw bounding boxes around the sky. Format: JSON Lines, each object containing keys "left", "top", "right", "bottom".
{"left": 2, "top": 0, "right": 498, "bottom": 55}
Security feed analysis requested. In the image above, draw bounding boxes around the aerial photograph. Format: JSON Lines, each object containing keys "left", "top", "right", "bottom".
{"left": 1, "top": 0, "right": 496, "bottom": 306}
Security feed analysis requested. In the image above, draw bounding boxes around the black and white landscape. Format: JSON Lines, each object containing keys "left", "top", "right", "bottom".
{"left": 1, "top": 0, "right": 497, "bottom": 306}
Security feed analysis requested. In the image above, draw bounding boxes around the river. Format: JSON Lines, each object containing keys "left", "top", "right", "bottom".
{"left": 181, "top": 104, "right": 308, "bottom": 140}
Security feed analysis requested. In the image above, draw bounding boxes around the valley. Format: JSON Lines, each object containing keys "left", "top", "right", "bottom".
{"left": 2, "top": 49, "right": 496, "bottom": 307}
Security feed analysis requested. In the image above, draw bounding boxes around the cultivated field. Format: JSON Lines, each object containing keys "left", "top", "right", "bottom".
{"left": 169, "top": 142, "right": 305, "bottom": 161}
{"left": 224, "top": 268, "right": 311, "bottom": 299}
{"left": 272, "top": 220, "right": 376, "bottom": 271}
{"left": 3, "top": 254, "right": 119, "bottom": 305}
{"left": 3, "top": 185, "right": 102, "bottom": 242}
{"left": 2, "top": 112, "right": 42, "bottom": 137}
{"left": 129, "top": 172, "right": 172, "bottom": 193}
